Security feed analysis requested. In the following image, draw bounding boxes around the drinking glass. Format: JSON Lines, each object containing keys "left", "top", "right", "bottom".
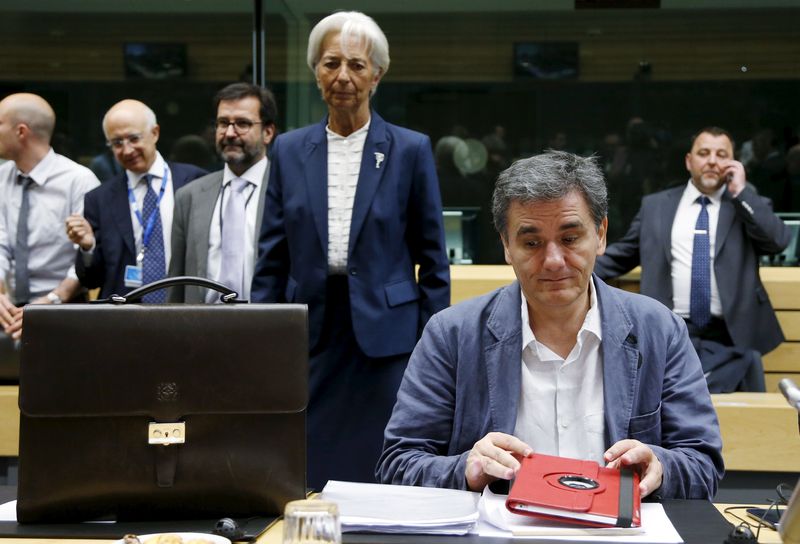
{"left": 282, "top": 499, "right": 341, "bottom": 544}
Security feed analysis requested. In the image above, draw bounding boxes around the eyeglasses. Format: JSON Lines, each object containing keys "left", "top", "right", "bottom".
{"left": 106, "top": 134, "right": 143, "bottom": 150}
{"left": 215, "top": 119, "right": 262, "bottom": 133}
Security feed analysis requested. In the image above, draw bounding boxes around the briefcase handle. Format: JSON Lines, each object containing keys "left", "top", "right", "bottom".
{"left": 94, "top": 276, "right": 244, "bottom": 304}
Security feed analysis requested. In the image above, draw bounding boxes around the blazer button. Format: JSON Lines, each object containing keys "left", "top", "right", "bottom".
{"left": 349, "top": 268, "right": 358, "bottom": 276}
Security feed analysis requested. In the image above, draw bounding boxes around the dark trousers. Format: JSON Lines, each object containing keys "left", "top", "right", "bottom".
{"left": 306, "top": 276, "right": 408, "bottom": 491}
{"left": 685, "top": 317, "right": 766, "bottom": 393}
{"left": 684, "top": 316, "right": 733, "bottom": 346}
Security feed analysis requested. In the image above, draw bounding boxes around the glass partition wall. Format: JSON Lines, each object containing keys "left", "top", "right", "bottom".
{"left": 0, "top": 1, "right": 253, "bottom": 175}
{"left": 3, "top": 1, "right": 799, "bottom": 262}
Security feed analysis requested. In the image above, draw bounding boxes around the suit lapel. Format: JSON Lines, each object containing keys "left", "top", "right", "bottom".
{"left": 168, "top": 162, "right": 181, "bottom": 190}
{"left": 659, "top": 187, "right": 683, "bottom": 264}
{"left": 349, "top": 112, "right": 389, "bottom": 256}
{"left": 715, "top": 192, "right": 735, "bottom": 256}
{"left": 596, "top": 278, "right": 639, "bottom": 446}
{"left": 485, "top": 283, "right": 523, "bottom": 434}
{"left": 168, "top": 163, "right": 189, "bottom": 193}
{"left": 110, "top": 174, "right": 136, "bottom": 256}
{"left": 305, "top": 120, "right": 329, "bottom": 257}
{"left": 193, "top": 173, "right": 223, "bottom": 278}
{"left": 254, "top": 162, "right": 270, "bottom": 256}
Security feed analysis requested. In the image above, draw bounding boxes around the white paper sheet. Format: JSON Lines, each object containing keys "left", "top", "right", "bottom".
{"left": 0, "top": 500, "right": 15, "bottom": 522}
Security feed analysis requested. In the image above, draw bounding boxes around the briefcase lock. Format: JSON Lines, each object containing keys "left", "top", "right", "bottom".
{"left": 148, "top": 422, "right": 186, "bottom": 446}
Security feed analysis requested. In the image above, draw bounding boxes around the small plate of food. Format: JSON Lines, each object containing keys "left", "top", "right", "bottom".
{"left": 116, "top": 533, "right": 231, "bottom": 544}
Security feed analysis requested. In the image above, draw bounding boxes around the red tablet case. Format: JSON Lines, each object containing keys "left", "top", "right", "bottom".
{"left": 505, "top": 453, "right": 641, "bottom": 528}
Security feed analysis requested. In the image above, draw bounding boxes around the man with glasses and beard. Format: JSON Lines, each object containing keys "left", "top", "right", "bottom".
{"left": 68, "top": 99, "right": 206, "bottom": 301}
{"left": 168, "top": 83, "right": 277, "bottom": 302}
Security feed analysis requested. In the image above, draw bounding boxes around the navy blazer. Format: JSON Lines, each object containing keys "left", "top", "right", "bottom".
{"left": 251, "top": 113, "right": 450, "bottom": 358}
{"left": 77, "top": 161, "right": 207, "bottom": 298}
{"left": 595, "top": 184, "right": 790, "bottom": 355}
{"left": 378, "top": 278, "right": 724, "bottom": 499}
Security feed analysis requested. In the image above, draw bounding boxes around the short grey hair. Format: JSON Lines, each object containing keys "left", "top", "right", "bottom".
{"left": 492, "top": 150, "right": 608, "bottom": 237}
{"left": 307, "top": 11, "right": 390, "bottom": 78}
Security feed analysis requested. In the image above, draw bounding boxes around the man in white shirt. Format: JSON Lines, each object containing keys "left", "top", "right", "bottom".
{"left": 595, "top": 127, "right": 790, "bottom": 391}
{"left": 378, "top": 151, "right": 723, "bottom": 500}
{"left": 67, "top": 99, "right": 206, "bottom": 301}
{"left": 0, "top": 93, "right": 99, "bottom": 340}
{"left": 168, "top": 83, "right": 276, "bottom": 302}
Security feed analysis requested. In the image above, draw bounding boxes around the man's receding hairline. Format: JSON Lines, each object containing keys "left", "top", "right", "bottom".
{"left": 102, "top": 100, "right": 158, "bottom": 138}
{"left": 692, "top": 131, "right": 733, "bottom": 151}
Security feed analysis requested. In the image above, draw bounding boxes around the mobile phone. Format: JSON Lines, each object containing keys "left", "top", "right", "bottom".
{"left": 746, "top": 507, "right": 786, "bottom": 530}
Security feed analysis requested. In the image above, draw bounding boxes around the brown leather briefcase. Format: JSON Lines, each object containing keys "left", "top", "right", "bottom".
{"left": 17, "top": 278, "right": 308, "bottom": 523}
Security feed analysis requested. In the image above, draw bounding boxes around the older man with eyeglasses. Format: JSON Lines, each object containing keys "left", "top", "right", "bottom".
{"left": 67, "top": 99, "right": 207, "bottom": 301}
{"left": 167, "top": 83, "right": 277, "bottom": 303}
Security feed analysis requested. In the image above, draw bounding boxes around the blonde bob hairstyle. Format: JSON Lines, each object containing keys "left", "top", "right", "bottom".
{"left": 306, "top": 11, "right": 390, "bottom": 80}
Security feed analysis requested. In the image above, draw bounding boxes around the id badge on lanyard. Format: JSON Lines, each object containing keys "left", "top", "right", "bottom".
{"left": 124, "top": 251, "right": 145, "bottom": 288}
{"left": 124, "top": 167, "right": 168, "bottom": 288}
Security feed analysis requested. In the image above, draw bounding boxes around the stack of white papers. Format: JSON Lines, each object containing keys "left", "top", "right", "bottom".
{"left": 320, "top": 480, "right": 480, "bottom": 535}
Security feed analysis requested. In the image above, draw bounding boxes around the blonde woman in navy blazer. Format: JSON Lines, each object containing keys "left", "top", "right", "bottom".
{"left": 250, "top": 11, "right": 450, "bottom": 490}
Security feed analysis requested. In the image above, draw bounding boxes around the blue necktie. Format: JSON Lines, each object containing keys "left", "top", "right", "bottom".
{"left": 690, "top": 196, "right": 711, "bottom": 329}
{"left": 141, "top": 175, "right": 166, "bottom": 303}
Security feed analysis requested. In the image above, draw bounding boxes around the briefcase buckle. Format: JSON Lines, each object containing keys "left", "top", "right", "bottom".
{"left": 148, "top": 422, "right": 186, "bottom": 445}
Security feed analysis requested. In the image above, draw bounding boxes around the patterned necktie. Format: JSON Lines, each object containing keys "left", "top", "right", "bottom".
{"left": 140, "top": 175, "right": 166, "bottom": 303}
{"left": 217, "top": 178, "right": 250, "bottom": 298}
{"left": 690, "top": 196, "right": 711, "bottom": 329}
{"left": 14, "top": 175, "right": 34, "bottom": 304}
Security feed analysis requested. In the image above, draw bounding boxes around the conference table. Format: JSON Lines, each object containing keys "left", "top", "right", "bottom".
{"left": 716, "top": 504, "right": 781, "bottom": 544}
{"left": 257, "top": 501, "right": 748, "bottom": 544}
{"left": 0, "top": 487, "right": 755, "bottom": 544}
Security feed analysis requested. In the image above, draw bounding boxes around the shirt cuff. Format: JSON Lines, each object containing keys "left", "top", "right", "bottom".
{"left": 80, "top": 244, "right": 95, "bottom": 267}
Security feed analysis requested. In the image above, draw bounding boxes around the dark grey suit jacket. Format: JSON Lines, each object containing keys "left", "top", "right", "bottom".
{"left": 168, "top": 165, "right": 268, "bottom": 303}
{"left": 595, "top": 184, "right": 790, "bottom": 355}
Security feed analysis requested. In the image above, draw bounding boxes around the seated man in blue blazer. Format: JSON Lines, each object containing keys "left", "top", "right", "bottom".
{"left": 67, "top": 99, "right": 206, "bottom": 301}
{"left": 378, "top": 151, "right": 723, "bottom": 500}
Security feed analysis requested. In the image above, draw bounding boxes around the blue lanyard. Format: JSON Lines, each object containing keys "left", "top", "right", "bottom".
{"left": 127, "top": 166, "right": 168, "bottom": 253}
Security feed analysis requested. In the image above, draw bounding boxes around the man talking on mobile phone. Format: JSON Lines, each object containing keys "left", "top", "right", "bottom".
{"left": 595, "top": 127, "right": 790, "bottom": 392}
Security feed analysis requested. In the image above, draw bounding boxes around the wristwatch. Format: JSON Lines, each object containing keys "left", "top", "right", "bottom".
{"left": 45, "top": 292, "right": 62, "bottom": 305}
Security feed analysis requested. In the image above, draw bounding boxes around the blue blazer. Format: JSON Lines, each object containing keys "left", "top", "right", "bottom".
{"left": 251, "top": 113, "right": 450, "bottom": 358}
{"left": 377, "top": 277, "right": 724, "bottom": 499}
{"left": 77, "top": 161, "right": 207, "bottom": 298}
{"left": 595, "top": 185, "right": 790, "bottom": 354}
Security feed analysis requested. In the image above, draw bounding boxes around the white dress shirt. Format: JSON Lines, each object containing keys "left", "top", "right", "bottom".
{"left": 206, "top": 156, "right": 267, "bottom": 302}
{"left": 670, "top": 181, "right": 726, "bottom": 319}
{"left": 0, "top": 149, "right": 99, "bottom": 301}
{"left": 326, "top": 119, "right": 370, "bottom": 274}
{"left": 513, "top": 278, "right": 606, "bottom": 463}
